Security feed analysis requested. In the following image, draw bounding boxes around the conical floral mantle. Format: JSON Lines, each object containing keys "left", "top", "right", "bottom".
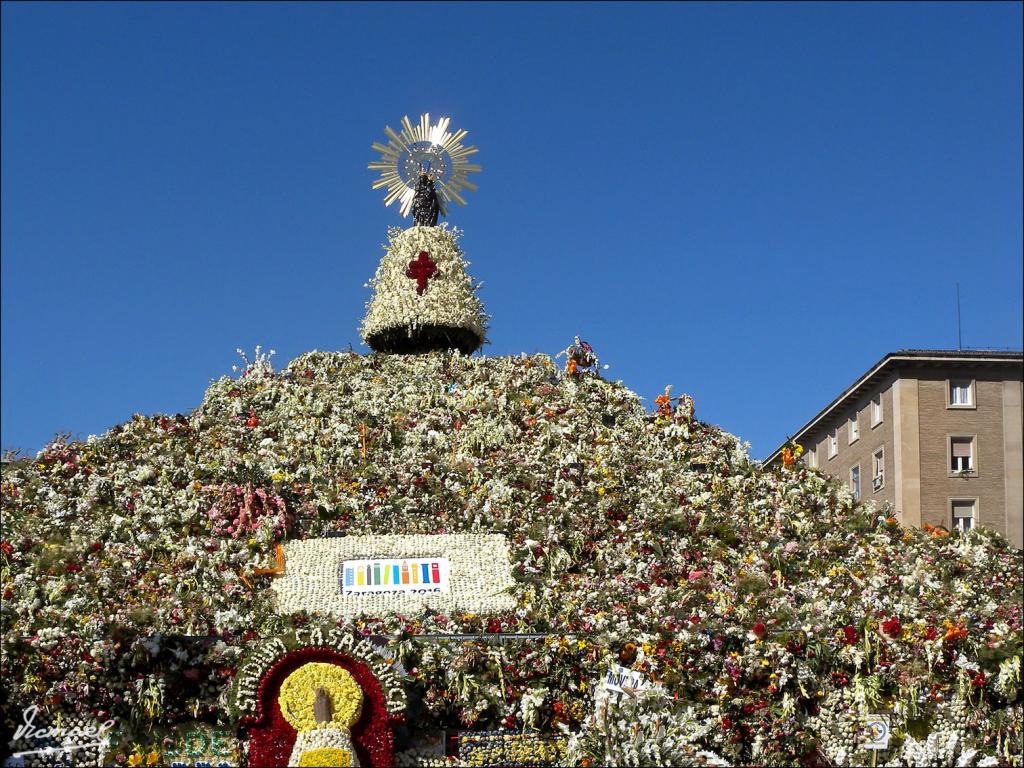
{"left": 360, "top": 225, "right": 488, "bottom": 355}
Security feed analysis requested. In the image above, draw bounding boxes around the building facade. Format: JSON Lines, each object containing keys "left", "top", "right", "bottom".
{"left": 766, "top": 350, "right": 1023, "bottom": 548}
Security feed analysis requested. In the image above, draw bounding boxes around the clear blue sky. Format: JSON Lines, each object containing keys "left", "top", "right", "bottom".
{"left": 2, "top": 2, "right": 1022, "bottom": 460}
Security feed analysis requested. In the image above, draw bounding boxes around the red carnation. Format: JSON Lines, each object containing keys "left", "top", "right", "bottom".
{"left": 752, "top": 622, "right": 767, "bottom": 639}
{"left": 842, "top": 625, "right": 858, "bottom": 645}
{"left": 246, "top": 409, "right": 259, "bottom": 428}
{"left": 881, "top": 616, "right": 902, "bottom": 638}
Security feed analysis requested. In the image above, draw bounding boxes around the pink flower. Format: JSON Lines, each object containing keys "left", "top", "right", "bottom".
{"left": 688, "top": 570, "right": 707, "bottom": 582}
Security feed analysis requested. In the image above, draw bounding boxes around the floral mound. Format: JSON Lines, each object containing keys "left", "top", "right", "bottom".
{"left": 1, "top": 350, "right": 1021, "bottom": 766}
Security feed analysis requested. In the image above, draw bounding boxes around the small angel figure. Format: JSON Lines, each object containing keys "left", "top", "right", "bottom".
{"left": 557, "top": 335, "right": 599, "bottom": 377}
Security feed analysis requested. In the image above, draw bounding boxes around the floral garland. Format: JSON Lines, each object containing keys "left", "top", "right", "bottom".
{"left": 230, "top": 626, "right": 405, "bottom": 768}
{"left": 243, "top": 646, "right": 398, "bottom": 768}
{"left": 231, "top": 625, "right": 406, "bottom": 721}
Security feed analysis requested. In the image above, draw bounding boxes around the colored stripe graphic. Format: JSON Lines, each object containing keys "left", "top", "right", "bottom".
{"left": 393, "top": 564, "right": 400, "bottom": 584}
{"left": 401, "top": 562, "right": 409, "bottom": 584}
{"left": 344, "top": 567, "right": 354, "bottom": 587}
{"left": 411, "top": 562, "right": 420, "bottom": 584}
{"left": 356, "top": 569, "right": 364, "bottom": 586}
{"left": 421, "top": 563, "right": 430, "bottom": 583}
{"left": 383, "top": 564, "right": 390, "bottom": 585}
{"left": 373, "top": 563, "right": 381, "bottom": 585}
{"left": 431, "top": 562, "right": 440, "bottom": 583}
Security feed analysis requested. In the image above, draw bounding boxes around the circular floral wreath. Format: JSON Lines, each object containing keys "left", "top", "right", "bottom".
{"left": 230, "top": 626, "right": 406, "bottom": 768}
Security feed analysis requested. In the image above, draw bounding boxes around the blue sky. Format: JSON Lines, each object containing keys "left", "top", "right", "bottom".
{"left": 2, "top": 2, "right": 1021, "bottom": 459}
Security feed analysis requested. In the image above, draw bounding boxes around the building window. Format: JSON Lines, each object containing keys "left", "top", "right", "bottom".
{"left": 828, "top": 431, "right": 838, "bottom": 459}
{"left": 806, "top": 448, "right": 817, "bottom": 469}
{"left": 871, "top": 396, "right": 883, "bottom": 427}
{"left": 950, "top": 436, "right": 975, "bottom": 474}
{"left": 848, "top": 415, "right": 859, "bottom": 444}
{"left": 949, "top": 380, "right": 975, "bottom": 408}
{"left": 850, "top": 465, "right": 861, "bottom": 501}
{"left": 872, "top": 448, "right": 885, "bottom": 491}
{"left": 951, "top": 499, "right": 976, "bottom": 532}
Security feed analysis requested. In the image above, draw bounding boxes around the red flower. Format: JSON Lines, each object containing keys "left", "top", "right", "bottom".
{"left": 881, "top": 616, "right": 902, "bottom": 638}
{"left": 65, "top": 564, "right": 82, "bottom": 573}
{"left": 842, "top": 625, "right": 858, "bottom": 645}
{"left": 924, "top": 626, "right": 938, "bottom": 641}
{"left": 246, "top": 409, "right": 259, "bottom": 428}
{"left": 752, "top": 622, "right": 767, "bottom": 639}
{"left": 721, "top": 716, "right": 733, "bottom": 731}
{"left": 972, "top": 672, "right": 987, "bottom": 687}
{"left": 0, "top": 540, "right": 12, "bottom": 557}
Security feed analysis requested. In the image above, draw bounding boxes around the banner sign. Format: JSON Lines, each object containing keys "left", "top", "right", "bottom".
{"left": 341, "top": 558, "right": 450, "bottom": 595}
{"left": 271, "top": 534, "right": 516, "bottom": 617}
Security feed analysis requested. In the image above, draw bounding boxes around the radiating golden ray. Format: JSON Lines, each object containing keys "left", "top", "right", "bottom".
{"left": 369, "top": 113, "right": 481, "bottom": 218}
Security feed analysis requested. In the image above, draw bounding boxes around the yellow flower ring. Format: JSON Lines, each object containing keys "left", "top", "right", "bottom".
{"left": 279, "top": 662, "right": 364, "bottom": 731}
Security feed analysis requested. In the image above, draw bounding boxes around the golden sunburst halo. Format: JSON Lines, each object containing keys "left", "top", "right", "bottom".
{"left": 278, "top": 662, "right": 363, "bottom": 731}
{"left": 369, "top": 113, "right": 481, "bottom": 218}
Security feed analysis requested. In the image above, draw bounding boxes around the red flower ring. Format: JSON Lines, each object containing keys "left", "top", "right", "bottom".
{"left": 244, "top": 647, "right": 403, "bottom": 768}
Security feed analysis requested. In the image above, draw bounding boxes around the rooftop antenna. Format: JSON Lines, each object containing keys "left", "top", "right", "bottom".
{"left": 955, "top": 282, "right": 963, "bottom": 351}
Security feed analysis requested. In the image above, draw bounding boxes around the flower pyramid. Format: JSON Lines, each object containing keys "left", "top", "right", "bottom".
{"left": 361, "top": 225, "right": 488, "bottom": 355}
{"left": 1, "top": 349, "right": 1021, "bottom": 767}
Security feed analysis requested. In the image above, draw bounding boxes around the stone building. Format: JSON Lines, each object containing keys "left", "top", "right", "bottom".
{"left": 765, "top": 350, "right": 1023, "bottom": 548}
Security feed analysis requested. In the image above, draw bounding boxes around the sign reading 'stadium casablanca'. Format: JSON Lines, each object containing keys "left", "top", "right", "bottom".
{"left": 341, "top": 558, "right": 451, "bottom": 595}
{"left": 271, "top": 534, "right": 514, "bottom": 616}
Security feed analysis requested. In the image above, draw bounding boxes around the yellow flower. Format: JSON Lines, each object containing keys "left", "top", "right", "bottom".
{"left": 279, "top": 663, "right": 363, "bottom": 731}
{"left": 127, "top": 755, "right": 143, "bottom": 768}
{"left": 298, "top": 748, "right": 350, "bottom": 767}
{"left": 146, "top": 752, "right": 161, "bottom": 766}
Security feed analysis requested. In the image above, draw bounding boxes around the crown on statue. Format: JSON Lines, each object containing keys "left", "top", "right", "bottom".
{"left": 368, "top": 114, "right": 481, "bottom": 225}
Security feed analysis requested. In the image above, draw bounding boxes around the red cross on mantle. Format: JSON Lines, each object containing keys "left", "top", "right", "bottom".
{"left": 406, "top": 251, "right": 438, "bottom": 295}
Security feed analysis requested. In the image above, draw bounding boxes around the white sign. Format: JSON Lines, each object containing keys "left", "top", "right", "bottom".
{"left": 864, "top": 713, "right": 891, "bottom": 750}
{"left": 602, "top": 664, "right": 649, "bottom": 694}
{"left": 340, "top": 558, "right": 450, "bottom": 595}
{"left": 271, "top": 535, "right": 516, "bottom": 617}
